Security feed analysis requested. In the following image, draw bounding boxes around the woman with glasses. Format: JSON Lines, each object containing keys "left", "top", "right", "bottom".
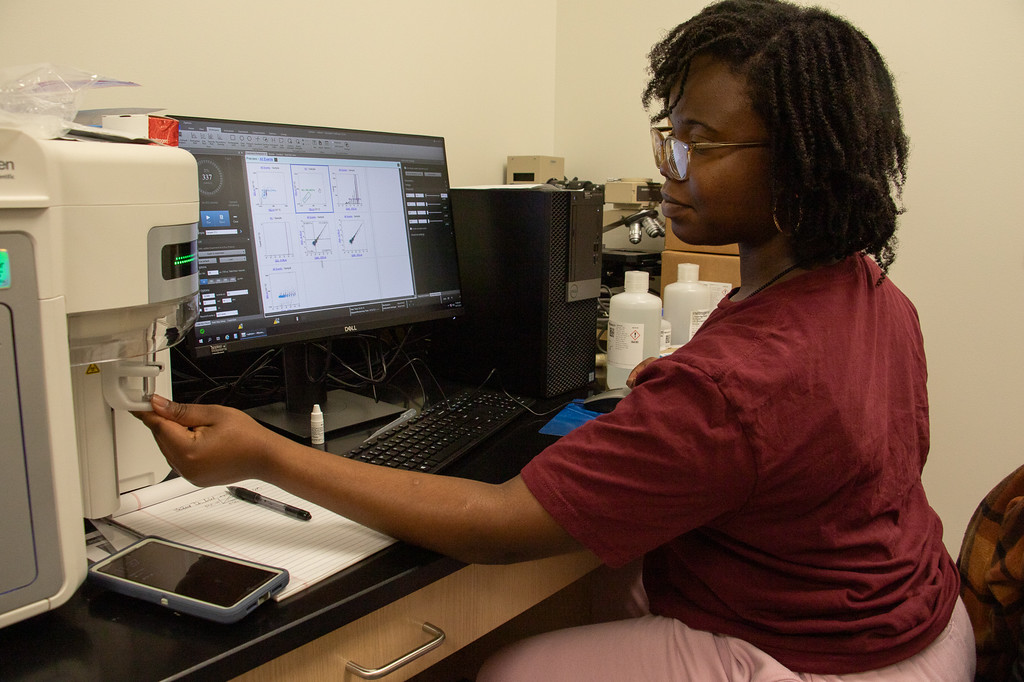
{"left": 136, "top": 1, "right": 974, "bottom": 679}
{"left": 481, "top": 0, "right": 972, "bottom": 678}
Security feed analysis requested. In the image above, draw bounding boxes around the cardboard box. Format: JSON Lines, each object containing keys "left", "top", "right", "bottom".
{"left": 661, "top": 249, "right": 740, "bottom": 297}
{"left": 664, "top": 219, "right": 739, "bottom": 255}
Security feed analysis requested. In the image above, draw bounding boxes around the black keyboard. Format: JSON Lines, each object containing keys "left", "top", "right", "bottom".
{"left": 342, "top": 389, "right": 534, "bottom": 473}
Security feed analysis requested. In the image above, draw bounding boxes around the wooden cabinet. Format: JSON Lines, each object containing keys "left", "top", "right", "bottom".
{"left": 233, "top": 551, "right": 601, "bottom": 682}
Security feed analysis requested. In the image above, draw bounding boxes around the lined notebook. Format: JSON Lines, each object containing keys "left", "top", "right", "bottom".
{"left": 111, "top": 478, "right": 396, "bottom": 601}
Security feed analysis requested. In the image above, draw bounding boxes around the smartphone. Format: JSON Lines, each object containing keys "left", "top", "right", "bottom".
{"left": 88, "top": 537, "right": 289, "bottom": 624}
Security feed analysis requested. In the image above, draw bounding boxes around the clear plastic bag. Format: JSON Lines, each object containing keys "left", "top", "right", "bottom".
{"left": 0, "top": 63, "right": 138, "bottom": 139}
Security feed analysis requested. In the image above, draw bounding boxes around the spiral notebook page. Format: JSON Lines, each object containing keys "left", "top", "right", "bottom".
{"left": 112, "top": 479, "right": 395, "bottom": 601}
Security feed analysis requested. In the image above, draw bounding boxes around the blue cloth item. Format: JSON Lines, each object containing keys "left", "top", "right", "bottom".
{"left": 539, "top": 399, "right": 601, "bottom": 436}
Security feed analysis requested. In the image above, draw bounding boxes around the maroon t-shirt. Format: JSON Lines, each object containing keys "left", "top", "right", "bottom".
{"left": 521, "top": 255, "right": 959, "bottom": 674}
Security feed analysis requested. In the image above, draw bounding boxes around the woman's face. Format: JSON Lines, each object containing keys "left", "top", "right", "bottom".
{"left": 658, "top": 55, "right": 776, "bottom": 249}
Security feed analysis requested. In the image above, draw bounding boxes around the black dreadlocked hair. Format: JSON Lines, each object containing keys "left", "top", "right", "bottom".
{"left": 642, "top": 0, "right": 908, "bottom": 276}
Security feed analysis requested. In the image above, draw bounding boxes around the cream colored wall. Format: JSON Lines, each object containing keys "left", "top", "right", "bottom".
{"left": 0, "top": 0, "right": 556, "bottom": 187}
{"left": 2, "top": 0, "right": 1022, "bottom": 553}
{"left": 556, "top": 0, "right": 1024, "bottom": 553}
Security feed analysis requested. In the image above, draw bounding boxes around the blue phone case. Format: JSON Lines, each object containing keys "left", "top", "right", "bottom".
{"left": 88, "top": 537, "right": 289, "bottom": 624}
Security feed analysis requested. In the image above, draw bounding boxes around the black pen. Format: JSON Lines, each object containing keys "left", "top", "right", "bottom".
{"left": 227, "top": 486, "right": 312, "bottom": 521}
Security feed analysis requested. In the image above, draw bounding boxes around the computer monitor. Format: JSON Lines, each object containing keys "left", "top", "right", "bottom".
{"left": 174, "top": 116, "right": 463, "bottom": 437}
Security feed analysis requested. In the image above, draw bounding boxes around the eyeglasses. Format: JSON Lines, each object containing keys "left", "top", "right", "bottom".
{"left": 651, "top": 127, "right": 768, "bottom": 181}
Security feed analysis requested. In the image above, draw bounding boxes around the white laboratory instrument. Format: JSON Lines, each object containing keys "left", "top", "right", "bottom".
{"left": 0, "top": 127, "right": 198, "bottom": 628}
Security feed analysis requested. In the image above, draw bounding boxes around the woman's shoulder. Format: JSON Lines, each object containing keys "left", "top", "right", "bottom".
{"left": 652, "top": 256, "right": 884, "bottom": 384}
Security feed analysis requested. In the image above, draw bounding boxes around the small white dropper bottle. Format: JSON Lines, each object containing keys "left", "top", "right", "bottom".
{"left": 310, "top": 404, "right": 326, "bottom": 450}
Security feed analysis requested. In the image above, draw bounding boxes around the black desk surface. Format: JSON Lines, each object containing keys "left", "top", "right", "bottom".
{"left": 0, "top": 398, "right": 570, "bottom": 682}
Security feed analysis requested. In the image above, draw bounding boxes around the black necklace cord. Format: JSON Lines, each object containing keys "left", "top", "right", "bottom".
{"left": 746, "top": 262, "right": 803, "bottom": 298}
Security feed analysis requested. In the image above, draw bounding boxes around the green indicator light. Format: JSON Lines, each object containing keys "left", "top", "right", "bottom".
{"left": 0, "top": 250, "right": 10, "bottom": 289}
{"left": 174, "top": 253, "right": 197, "bottom": 266}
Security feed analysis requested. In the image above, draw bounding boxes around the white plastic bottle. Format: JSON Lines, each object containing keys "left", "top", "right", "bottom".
{"left": 660, "top": 317, "right": 672, "bottom": 350}
{"left": 606, "top": 270, "right": 662, "bottom": 389}
{"left": 663, "top": 263, "right": 711, "bottom": 346}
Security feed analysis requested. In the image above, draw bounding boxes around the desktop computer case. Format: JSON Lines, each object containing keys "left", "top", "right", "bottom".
{"left": 434, "top": 186, "right": 603, "bottom": 398}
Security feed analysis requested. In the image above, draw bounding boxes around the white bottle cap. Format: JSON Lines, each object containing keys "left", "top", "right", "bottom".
{"left": 624, "top": 270, "right": 650, "bottom": 293}
{"left": 677, "top": 263, "right": 699, "bottom": 282}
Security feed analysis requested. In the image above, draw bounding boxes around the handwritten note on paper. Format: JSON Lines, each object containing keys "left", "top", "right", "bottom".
{"left": 112, "top": 479, "right": 395, "bottom": 601}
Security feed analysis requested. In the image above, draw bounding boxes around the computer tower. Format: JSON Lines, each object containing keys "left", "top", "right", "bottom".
{"left": 432, "top": 185, "right": 603, "bottom": 398}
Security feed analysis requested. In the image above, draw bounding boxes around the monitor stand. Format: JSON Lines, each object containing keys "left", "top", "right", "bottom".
{"left": 246, "top": 389, "right": 404, "bottom": 440}
{"left": 245, "top": 342, "right": 404, "bottom": 440}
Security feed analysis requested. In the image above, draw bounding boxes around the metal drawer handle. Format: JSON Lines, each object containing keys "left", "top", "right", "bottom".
{"left": 345, "top": 622, "right": 446, "bottom": 679}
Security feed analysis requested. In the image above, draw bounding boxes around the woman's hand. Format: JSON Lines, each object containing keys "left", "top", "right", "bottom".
{"left": 134, "top": 395, "right": 585, "bottom": 565}
{"left": 133, "top": 396, "right": 281, "bottom": 487}
{"left": 626, "top": 356, "right": 658, "bottom": 388}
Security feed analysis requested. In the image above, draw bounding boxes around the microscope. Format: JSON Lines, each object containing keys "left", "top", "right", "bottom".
{"left": 603, "top": 178, "right": 665, "bottom": 246}
{"left": 0, "top": 126, "right": 198, "bottom": 628}
{"left": 600, "top": 178, "right": 664, "bottom": 291}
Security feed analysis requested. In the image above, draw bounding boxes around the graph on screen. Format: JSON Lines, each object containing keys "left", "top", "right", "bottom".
{"left": 244, "top": 154, "right": 413, "bottom": 315}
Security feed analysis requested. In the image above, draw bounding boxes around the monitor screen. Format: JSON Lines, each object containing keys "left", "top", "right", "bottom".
{"left": 174, "top": 117, "right": 463, "bottom": 434}
{"left": 175, "top": 116, "right": 462, "bottom": 357}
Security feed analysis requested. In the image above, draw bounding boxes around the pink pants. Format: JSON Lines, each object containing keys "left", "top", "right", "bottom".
{"left": 478, "top": 565, "right": 976, "bottom": 682}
